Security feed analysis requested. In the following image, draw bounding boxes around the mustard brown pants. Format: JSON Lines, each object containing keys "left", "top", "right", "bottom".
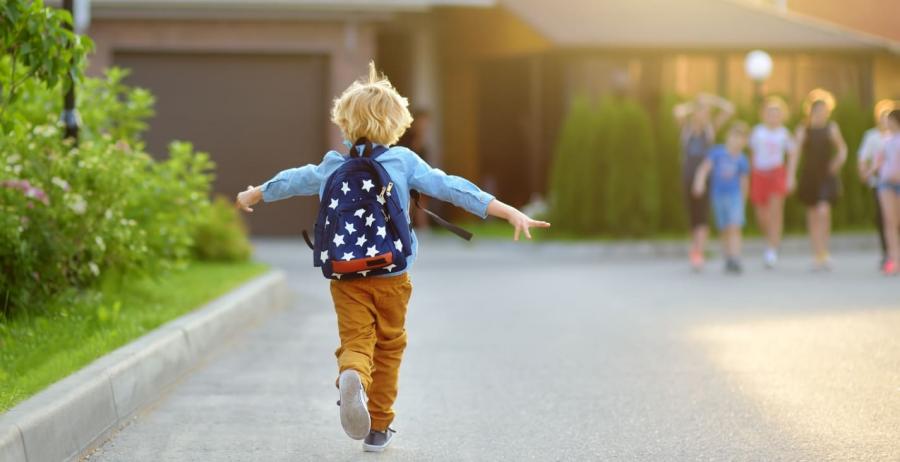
{"left": 330, "top": 273, "right": 412, "bottom": 431}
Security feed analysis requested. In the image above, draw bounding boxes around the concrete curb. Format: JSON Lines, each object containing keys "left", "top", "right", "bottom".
{"left": 0, "top": 269, "right": 288, "bottom": 462}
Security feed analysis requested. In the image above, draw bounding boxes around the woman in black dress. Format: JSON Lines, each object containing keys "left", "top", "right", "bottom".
{"left": 791, "top": 89, "right": 848, "bottom": 271}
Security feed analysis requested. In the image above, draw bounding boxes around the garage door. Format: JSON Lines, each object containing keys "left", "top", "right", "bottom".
{"left": 115, "top": 51, "right": 328, "bottom": 235}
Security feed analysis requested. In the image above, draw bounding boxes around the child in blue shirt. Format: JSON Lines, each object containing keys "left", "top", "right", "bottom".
{"left": 692, "top": 121, "right": 751, "bottom": 274}
{"left": 235, "top": 62, "right": 550, "bottom": 452}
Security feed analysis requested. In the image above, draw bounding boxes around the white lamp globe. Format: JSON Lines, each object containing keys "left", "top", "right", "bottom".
{"left": 744, "top": 50, "right": 773, "bottom": 82}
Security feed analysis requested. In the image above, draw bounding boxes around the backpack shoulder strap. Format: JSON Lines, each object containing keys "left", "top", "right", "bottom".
{"left": 410, "top": 190, "right": 473, "bottom": 241}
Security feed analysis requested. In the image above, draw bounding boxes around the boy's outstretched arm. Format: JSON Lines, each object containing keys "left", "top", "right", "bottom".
{"left": 234, "top": 153, "right": 342, "bottom": 213}
{"left": 486, "top": 200, "right": 551, "bottom": 241}
{"left": 407, "top": 151, "right": 549, "bottom": 241}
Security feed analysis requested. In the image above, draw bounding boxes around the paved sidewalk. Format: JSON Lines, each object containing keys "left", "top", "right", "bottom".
{"left": 87, "top": 237, "right": 900, "bottom": 461}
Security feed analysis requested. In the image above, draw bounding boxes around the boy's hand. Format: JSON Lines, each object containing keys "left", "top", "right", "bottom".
{"left": 786, "top": 175, "right": 796, "bottom": 193}
{"left": 236, "top": 185, "right": 262, "bottom": 212}
{"left": 508, "top": 209, "right": 551, "bottom": 241}
{"left": 486, "top": 200, "right": 550, "bottom": 241}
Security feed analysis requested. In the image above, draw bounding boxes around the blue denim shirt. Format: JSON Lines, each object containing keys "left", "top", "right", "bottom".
{"left": 260, "top": 146, "right": 495, "bottom": 273}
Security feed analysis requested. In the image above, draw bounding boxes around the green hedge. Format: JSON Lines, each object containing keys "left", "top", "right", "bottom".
{"left": 550, "top": 96, "right": 660, "bottom": 237}
{"left": 549, "top": 95, "right": 878, "bottom": 237}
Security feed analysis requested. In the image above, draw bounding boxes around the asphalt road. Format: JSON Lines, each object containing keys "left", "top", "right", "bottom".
{"left": 87, "top": 236, "right": 900, "bottom": 461}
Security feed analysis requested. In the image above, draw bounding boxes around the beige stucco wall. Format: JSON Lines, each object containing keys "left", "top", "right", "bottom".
{"left": 874, "top": 54, "right": 900, "bottom": 101}
{"left": 86, "top": 18, "right": 377, "bottom": 149}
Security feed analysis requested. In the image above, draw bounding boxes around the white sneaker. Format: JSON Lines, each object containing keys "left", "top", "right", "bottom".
{"left": 763, "top": 248, "right": 778, "bottom": 269}
{"left": 338, "top": 370, "right": 370, "bottom": 440}
{"left": 363, "top": 428, "right": 396, "bottom": 452}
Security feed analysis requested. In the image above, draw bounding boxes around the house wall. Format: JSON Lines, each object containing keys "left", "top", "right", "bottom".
{"left": 433, "top": 5, "right": 551, "bottom": 197}
{"left": 874, "top": 54, "right": 900, "bottom": 100}
{"left": 87, "top": 18, "right": 377, "bottom": 149}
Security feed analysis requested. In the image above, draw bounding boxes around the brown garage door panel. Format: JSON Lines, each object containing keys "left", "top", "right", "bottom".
{"left": 115, "top": 51, "right": 328, "bottom": 236}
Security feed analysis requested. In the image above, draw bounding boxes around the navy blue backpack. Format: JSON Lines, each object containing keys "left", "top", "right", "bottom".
{"left": 302, "top": 138, "right": 471, "bottom": 280}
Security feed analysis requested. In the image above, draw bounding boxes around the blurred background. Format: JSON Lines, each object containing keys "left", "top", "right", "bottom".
{"left": 69, "top": 0, "right": 900, "bottom": 236}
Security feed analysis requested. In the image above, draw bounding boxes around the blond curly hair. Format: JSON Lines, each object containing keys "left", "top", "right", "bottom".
{"left": 331, "top": 61, "right": 413, "bottom": 146}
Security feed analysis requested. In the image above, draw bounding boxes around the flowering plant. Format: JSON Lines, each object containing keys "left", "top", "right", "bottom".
{"left": 0, "top": 59, "right": 219, "bottom": 316}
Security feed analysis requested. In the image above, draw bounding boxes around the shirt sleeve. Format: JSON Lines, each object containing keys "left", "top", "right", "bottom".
{"left": 406, "top": 150, "right": 495, "bottom": 219}
{"left": 858, "top": 131, "right": 878, "bottom": 162}
{"left": 740, "top": 156, "right": 750, "bottom": 175}
{"left": 259, "top": 152, "right": 340, "bottom": 202}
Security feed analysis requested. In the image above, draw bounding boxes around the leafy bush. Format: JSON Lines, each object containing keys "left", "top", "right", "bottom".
{"left": 0, "top": 5, "right": 255, "bottom": 317}
{"left": 0, "top": 61, "right": 218, "bottom": 315}
{"left": 192, "top": 197, "right": 253, "bottom": 262}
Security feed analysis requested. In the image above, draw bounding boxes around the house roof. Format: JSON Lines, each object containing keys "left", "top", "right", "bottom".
{"left": 79, "top": 0, "right": 493, "bottom": 20}
{"left": 500, "top": 0, "right": 900, "bottom": 53}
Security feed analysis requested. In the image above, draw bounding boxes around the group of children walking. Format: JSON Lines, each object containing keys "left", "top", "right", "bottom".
{"left": 677, "top": 90, "right": 900, "bottom": 275}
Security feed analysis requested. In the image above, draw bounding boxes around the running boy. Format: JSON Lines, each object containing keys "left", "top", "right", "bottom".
{"left": 693, "top": 121, "right": 751, "bottom": 274}
{"left": 749, "top": 96, "right": 797, "bottom": 268}
{"left": 235, "top": 62, "right": 550, "bottom": 452}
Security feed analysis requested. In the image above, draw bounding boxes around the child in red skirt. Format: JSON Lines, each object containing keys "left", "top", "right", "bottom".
{"left": 749, "top": 96, "right": 797, "bottom": 268}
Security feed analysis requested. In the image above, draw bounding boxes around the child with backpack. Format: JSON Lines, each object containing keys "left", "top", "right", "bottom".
{"left": 692, "top": 121, "right": 751, "bottom": 274}
{"left": 234, "top": 62, "right": 550, "bottom": 452}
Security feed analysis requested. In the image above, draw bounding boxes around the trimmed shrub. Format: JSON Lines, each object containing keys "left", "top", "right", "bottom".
{"left": 831, "top": 97, "right": 870, "bottom": 230}
{"left": 549, "top": 95, "right": 599, "bottom": 234}
{"left": 549, "top": 97, "right": 659, "bottom": 237}
{"left": 654, "top": 94, "right": 687, "bottom": 233}
{"left": 603, "top": 99, "right": 659, "bottom": 236}
{"left": 192, "top": 197, "right": 253, "bottom": 262}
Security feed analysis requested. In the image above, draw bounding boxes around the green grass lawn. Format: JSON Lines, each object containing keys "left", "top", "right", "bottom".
{"left": 0, "top": 261, "right": 268, "bottom": 412}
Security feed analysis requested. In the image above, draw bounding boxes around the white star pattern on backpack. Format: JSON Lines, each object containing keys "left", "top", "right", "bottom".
{"left": 361, "top": 179, "right": 374, "bottom": 192}
{"left": 340, "top": 182, "right": 350, "bottom": 195}
{"left": 365, "top": 245, "right": 378, "bottom": 258}
{"left": 333, "top": 234, "right": 345, "bottom": 247}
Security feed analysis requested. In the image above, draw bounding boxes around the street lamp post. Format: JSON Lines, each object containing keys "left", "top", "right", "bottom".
{"left": 61, "top": 0, "right": 78, "bottom": 142}
{"left": 744, "top": 49, "right": 773, "bottom": 110}
{"left": 61, "top": 0, "right": 89, "bottom": 143}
